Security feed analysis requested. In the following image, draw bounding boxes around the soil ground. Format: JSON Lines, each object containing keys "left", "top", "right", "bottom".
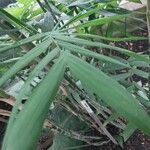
{"left": 84, "top": 131, "right": 150, "bottom": 150}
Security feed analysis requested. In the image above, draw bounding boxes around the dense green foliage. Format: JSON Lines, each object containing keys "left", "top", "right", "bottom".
{"left": 0, "top": 0, "right": 149, "bottom": 149}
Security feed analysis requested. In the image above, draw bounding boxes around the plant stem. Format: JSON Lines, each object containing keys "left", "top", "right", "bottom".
{"left": 146, "top": 0, "right": 150, "bottom": 99}
{"left": 147, "top": 0, "right": 150, "bottom": 43}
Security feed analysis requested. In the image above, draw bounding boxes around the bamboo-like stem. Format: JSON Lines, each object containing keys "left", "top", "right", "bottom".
{"left": 147, "top": 0, "right": 150, "bottom": 43}
{"left": 146, "top": 0, "right": 150, "bottom": 99}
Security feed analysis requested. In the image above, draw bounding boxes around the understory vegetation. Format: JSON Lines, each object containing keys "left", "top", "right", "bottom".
{"left": 0, "top": 0, "right": 149, "bottom": 149}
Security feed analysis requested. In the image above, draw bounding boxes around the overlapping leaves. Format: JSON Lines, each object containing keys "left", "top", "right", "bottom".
{"left": 0, "top": 30, "right": 149, "bottom": 149}
{"left": 0, "top": 3, "right": 149, "bottom": 149}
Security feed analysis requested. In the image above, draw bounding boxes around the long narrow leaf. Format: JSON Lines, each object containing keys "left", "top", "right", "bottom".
{"left": 0, "top": 32, "right": 50, "bottom": 53}
{"left": 0, "top": 8, "right": 37, "bottom": 34}
{"left": 72, "top": 33, "right": 148, "bottom": 42}
{"left": 2, "top": 56, "right": 66, "bottom": 150}
{"left": 4, "top": 48, "right": 60, "bottom": 141}
{"left": 58, "top": 40, "right": 130, "bottom": 68}
{"left": 53, "top": 34, "right": 150, "bottom": 63}
{"left": 67, "top": 54, "right": 150, "bottom": 135}
{"left": 0, "top": 37, "right": 52, "bottom": 86}
{"left": 60, "top": 7, "right": 101, "bottom": 29}
{"left": 72, "top": 14, "right": 128, "bottom": 29}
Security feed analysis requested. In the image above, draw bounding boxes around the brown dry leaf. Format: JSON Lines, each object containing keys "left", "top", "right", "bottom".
{"left": 0, "top": 98, "right": 15, "bottom": 106}
{"left": 43, "top": 119, "right": 53, "bottom": 129}
{"left": 0, "top": 109, "right": 52, "bottom": 129}
{"left": 59, "top": 85, "right": 67, "bottom": 96}
{"left": 0, "top": 98, "right": 52, "bottom": 128}
{"left": 0, "top": 98, "right": 23, "bottom": 110}
{"left": 0, "top": 109, "right": 11, "bottom": 117}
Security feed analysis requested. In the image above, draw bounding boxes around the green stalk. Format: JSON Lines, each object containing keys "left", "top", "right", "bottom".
{"left": 147, "top": 0, "right": 150, "bottom": 43}
{"left": 147, "top": 0, "right": 150, "bottom": 99}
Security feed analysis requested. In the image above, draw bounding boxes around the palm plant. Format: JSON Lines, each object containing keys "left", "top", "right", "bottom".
{"left": 0, "top": 0, "right": 149, "bottom": 149}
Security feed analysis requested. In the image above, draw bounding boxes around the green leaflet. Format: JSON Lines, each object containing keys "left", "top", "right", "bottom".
{"left": 18, "top": 0, "right": 36, "bottom": 6}
{"left": 103, "top": 113, "right": 119, "bottom": 127}
{"left": 53, "top": 34, "right": 150, "bottom": 63}
{"left": 111, "top": 73, "right": 131, "bottom": 81}
{"left": 67, "top": 54, "right": 150, "bottom": 135}
{"left": 0, "top": 58, "right": 20, "bottom": 66}
{"left": 0, "top": 37, "right": 52, "bottom": 86}
{"left": 58, "top": 40, "right": 130, "bottom": 68}
{"left": 74, "top": 14, "right": 128, "bottom": 28}
{"left": 132, "top": 68, "right": 149, "bottom": 79}
{"left": 117, "top": 123, "right": 136, "bottom": 146}
{"left": 129, "top": 60, "right": 149, "bottom": 67}
{"left": 16, "top": 48, "right": 60, "bottom": 101}
{"left": 71, "top": 33, "right": 148, "bottom": 42}
{"left": 0, "top": 8, "right": 37, "bottom": 34}
{"left": 2, "top": 56, "right": 66, "bottom": 150}
{"left": 60, "top": 7, "right": 101, "bottom": 29}
{"left": 3, "top": 48, "right": 60, "bottom": 142}
{"left": 5, "top": 7, "right": 24, "bottom": 19}
{"left": 0, "top": 32, "right": 50, "bottom": 53}
{"left": 121, "top": 123, "right": 136, "bottom": 142}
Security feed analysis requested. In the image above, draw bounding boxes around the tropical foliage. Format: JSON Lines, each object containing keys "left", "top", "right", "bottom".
{"left": 0, "top": 0, "right": 149, "bottom": 149}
